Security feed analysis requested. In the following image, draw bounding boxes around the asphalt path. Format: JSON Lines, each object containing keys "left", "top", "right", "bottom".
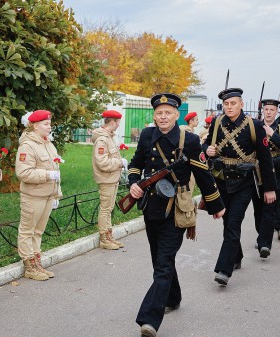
{"left": 0, "top": 203, "right": 279, "bottom": 337}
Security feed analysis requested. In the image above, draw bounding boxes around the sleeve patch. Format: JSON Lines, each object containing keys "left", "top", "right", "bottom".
{"left": 199, "top": 152, "right": 206, "bottom": 163}
{"left": 19, "top": 153, "right": 26, "bottom": 161}
{"left": 263, "top": 137, "right": 268, "bottom": 147}
{"left": 98, "top": 147, "right": 105, "bottom": 154}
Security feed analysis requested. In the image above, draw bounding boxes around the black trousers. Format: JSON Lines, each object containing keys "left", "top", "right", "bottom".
{"left": 215, "top": 185, "right": 254, "bottom": 277}
{"left": 275, "top": 188, "right": 280, "bottom": 231}
{"left": 136, "top": 216, "right": 185, "bottom": 331}
{"left": 252, "top": 186, "right": 276, "bottom": 249}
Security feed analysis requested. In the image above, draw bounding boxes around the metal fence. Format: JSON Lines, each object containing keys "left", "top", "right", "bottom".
{"left": 0, "top": 183, "right": 129, "bottom": 249}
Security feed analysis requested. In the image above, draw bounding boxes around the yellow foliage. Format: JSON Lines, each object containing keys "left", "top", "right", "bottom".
{"left": 86, "top": 29, "right": 201, "bottom": 97}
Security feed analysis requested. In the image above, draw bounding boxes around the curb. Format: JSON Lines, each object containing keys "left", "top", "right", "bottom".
{"left": 0, "top": 216, "right": 145, "bottom": 286}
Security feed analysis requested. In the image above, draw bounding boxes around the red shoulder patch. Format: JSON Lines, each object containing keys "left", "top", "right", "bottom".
{"left": 98, "top": 147, "right": 105, "bottom": 155}
{"left": 199, "top": 152, "right": 206, "bottom": 163}
{"left": 263, "top": 137, "right": 268, "bottom": 147}
{"left": 19, "top": 153, "right": 26, "bottom": 161}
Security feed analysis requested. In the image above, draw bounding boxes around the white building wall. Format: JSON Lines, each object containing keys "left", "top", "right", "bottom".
{"left": 187, "top": 95, "right": 208, "bottom": 134}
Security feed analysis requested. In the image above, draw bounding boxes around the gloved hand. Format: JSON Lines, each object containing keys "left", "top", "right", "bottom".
{"left": 49, "top": 170, "right": 60, "bottom": 181}
{"left": 52, "top": 199, "right": 59, "bottom": 209}
{"left": 121, "top": 158, "right": 128, "bottom": 168}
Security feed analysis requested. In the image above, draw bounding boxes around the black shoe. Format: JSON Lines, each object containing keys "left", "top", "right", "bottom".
{"left": 141, "top": 324, "right": 156, "bottom": 337}
{"left": 214, "top": 272, "right": 229, "bottom": 286}
{"left": 260, "top": 247, "right": 270, "bottom": 258}
{"left": 164, "top": 303, "right": 180, "bottom": 314}
{"left": 234, "top": 262, "right": 242, "bottom": 270}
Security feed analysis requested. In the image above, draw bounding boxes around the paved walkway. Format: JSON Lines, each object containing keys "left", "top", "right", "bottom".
{"left": 0, "top": 203, "right": 280, "bottom": 337}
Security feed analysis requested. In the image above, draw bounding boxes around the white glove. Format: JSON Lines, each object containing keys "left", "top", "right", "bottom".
{"left": 121, "top": 158, "right": 128, "bottom": 168}
{"left": 52, "top": 199, "right": 59, "bottom": 209}
{"left": 49, "top": 170, "right": 60, "bottom": 181}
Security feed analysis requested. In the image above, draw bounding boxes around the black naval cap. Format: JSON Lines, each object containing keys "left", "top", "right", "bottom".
{"left": 261, "top": 99, "right": 280, "bottom": 108}
{"left": 218, "top": 88, "right": 243, "bottom": 101}
{"left": 151, "top": 93, "right": 182, "bottom": 110}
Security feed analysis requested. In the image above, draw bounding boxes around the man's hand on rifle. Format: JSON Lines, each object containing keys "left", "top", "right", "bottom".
{"left": 130, "top": 183, "right": 144, "bottom": 199}
{"left": 206, "top": 145, "right": 217, "bottom": 157}
{"left": 213, "top": 208, "right": 226, "bottom": 219}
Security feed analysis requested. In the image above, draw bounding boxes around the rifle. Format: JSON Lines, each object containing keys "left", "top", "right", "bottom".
{"left": 257, "top": 81, "right": 265, "bottom": 120}
{"left": 118, "top": 155, "right": 188, "bottom": 214}
{"left": 225, "top": 69, "right": 230, "bottom": 89}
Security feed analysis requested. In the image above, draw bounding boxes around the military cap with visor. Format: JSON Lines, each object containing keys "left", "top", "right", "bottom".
{"left": 261, "top": 99, "right": 280, "bottom": 108}
{"left": 151, "top": 93, "right": 182, "bottom": 110}
{"left": 218, "top": 88, "right": 243, "bottom": 101}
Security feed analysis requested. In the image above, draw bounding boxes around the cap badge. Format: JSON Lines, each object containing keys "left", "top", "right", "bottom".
{"left": 160, "top": 95, "right": 168, "bottom": 103}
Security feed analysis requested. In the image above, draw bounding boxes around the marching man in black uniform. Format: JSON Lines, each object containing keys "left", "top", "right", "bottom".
{"left": 128, "top": 93, "right": 225, "bottom": 337}
{"left": 203, "top": 88, "right": 277, "bottom": 286}
{"left": 252, "top": 99, "right": 280, "bottom": 251}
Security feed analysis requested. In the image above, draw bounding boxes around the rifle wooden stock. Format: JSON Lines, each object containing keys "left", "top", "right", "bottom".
{"left": 118, "top": 168, "right": 170, "bottom": 214}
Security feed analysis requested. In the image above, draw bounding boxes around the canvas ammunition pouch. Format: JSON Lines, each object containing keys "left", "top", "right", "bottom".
{"left": 175, "top": 185, "right": 197, "bottom": 228}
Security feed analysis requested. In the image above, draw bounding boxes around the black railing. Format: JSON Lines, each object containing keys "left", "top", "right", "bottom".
{"left": 0, "top": 183, "right": 129, "bottom": 248}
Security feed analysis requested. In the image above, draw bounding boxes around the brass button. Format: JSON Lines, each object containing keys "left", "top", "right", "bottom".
{"left": 153, "top": 147, "right": 156, "bottom": 151}
{"left": 226, "top": 176, "right": 229, "bottom": 179}
{"left": 151, "top": 157, "right": 155, "bottom": 161}
{"left": 151, "top": 169, "right": 155, "bottom": 172}
{"left": 150, "top": 192, "right": 153, "bottom": 196}
{"left": 172, "top": 151, "right": 175, "bottom": 154}
{"left": 171, "top": 159, "right": 175, "bottom": 162}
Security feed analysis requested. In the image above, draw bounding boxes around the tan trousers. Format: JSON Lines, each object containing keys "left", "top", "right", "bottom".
{"left": 98, "top": 183, "right": 118, "bottom": 232}
{"left": 18, "top": 193, "right": 53, "bottom": 260}
{"left": 189, "top": 172, "right": 196, "bottom": 196}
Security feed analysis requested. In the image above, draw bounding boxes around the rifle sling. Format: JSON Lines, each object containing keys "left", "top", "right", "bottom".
{"left": 155, "top": 128, "right": 186, "bottom": 217}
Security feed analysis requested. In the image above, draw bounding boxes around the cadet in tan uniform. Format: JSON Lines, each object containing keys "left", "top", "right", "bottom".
{"left": 92, "top": 110, "right": 126, "bottom": 250}
{"left": 182, "top": 112, "right": 199, "bottom": 195}
{"left": 183, "top": 111, "right": 199, "bottom": 133}
{"left": 199, "top": 116, "right": 213, "bottom": 144}
{"left": 16, "top": 110, "right": 62, "bottom": 281}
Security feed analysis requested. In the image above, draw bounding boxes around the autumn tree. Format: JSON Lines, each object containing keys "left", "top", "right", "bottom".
{"left": 86, "top": 26, "right": 202, "bottom": 98}
{"left": 0, "top": 0, "right": 115, "bottom": 192}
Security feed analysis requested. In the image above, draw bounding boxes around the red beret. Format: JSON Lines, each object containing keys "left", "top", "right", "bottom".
{"left": 28, "top": 110, "right": 52, "bottom": 122}
{"left": 184, "top": 112, "right": 197, "bottom": 122}
{"left": 102, "top": 110, "right": 122, "bottom": 119}
{"left": 205, "top": 116, "right": 213, "bottom": 124}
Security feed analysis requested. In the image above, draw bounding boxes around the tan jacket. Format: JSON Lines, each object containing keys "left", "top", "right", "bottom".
{"left": 92, "top": 127, "right": 122, "bottom": 184}
{"left": 199, "top": 128, "right": 209, "bottom": 144}
{"left": 16, "top": 131, "right": 62, "bottom": 198}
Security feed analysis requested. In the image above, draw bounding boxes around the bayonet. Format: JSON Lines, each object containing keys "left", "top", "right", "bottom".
{"left": 225, "top": 69, "right": 229, "bottom": 89}
{"left": 257, "top": 81, "right": 265, "bottom": 120}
